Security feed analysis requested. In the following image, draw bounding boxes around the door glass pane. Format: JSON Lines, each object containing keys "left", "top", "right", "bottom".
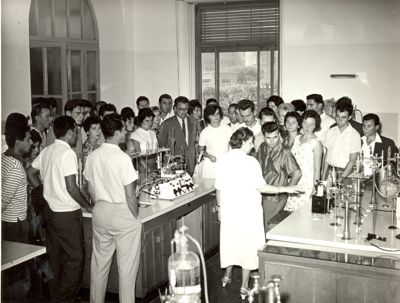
{"left": 201, "top": 52, "right": 215, "bottom": 105}
{"left": 70, "top": 50, "right": 82, "bottom": 92}
{"left": 87, "top": 51, "right": 97, "bottom": 91}
{"left": 219, "top": 51, "right": 257, "bottom": 111}
{"left": 83, "top": 0, "right": 95, "bottom": 40}
{"left": 29, "top": 0, "right": 38, "bottom": 36}
{"left": 47, "top": 47, "right": 62, "bottom": 95}
{"left": 37, "top": 0, "right": 52, "bottom": 37}
{"left": 260, "top": 50, "right": 272, "bottom": 108}
{"left": 88, "top": 93, "right": 97, "bottom": 103}
{"left": 69, "top": 0, "right": 82, "bottom": 39}
{"left": 273, "top": 50, "right": 279, "bottom": 96}
{"left": 30, "top": 48, "right": 44, "bottom": 94}
{"left": 54, "top": 0, "right": 67, "bottom": 38}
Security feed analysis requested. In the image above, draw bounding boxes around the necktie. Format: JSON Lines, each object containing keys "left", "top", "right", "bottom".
{"left": 182, "top": 118, "right": 186, "bottom": 143}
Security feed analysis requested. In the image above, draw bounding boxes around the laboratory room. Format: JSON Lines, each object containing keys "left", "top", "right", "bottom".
{"left": 1, "top": 0, "right": 400, "bottom": 302}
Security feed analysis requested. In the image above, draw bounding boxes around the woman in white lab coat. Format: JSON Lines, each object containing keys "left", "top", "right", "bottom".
{"left": 215, "top": 127, "right": 302, "bottom": 300}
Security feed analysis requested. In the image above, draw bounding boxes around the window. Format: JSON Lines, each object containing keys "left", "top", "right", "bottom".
{"left": 29, "top": 0, "right": 99, "bottom": 113}
{"left": 195, "top": 1, "right": 280, "bottom": 111}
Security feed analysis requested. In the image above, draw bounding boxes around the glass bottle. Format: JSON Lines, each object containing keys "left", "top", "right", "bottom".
{"left": 168, "top": 227, "right": 201, "bottom": 303}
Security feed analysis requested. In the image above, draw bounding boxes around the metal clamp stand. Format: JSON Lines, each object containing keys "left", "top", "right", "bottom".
{"left": 388, "top": 197, "right": 398, "bottom": 230}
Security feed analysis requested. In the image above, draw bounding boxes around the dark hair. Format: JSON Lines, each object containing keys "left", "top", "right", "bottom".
{"left": 53, "top": 116, "right": 76, "bottom": 139}
{"left": 4, "top": 113, "right": 30, "bottom": 148}
{"left": 284, "top": 111, "right": 302, "bottom": 129}
{"left": 100, "top": 114, "right": 124, "bottom": 139}
{"left": 266, "top": 95, "right": 284, "bottom": 107}
{"left": 203, "top": 104, "right": 223, "bottom": 124}
{"left": 229, "top": 127, "right": 253, "bottom": 149}
{"left": 95, "top": 100, "right": 107, "bottom": 108}
{"left": 206, "top": 98, "right": 218, "bottom": 106}
{"left": 189, "top": 99, "right": 202, "bottom": 115}
{"left": 159, "top": 94, "right": 172, "bottom": 103}
{"left": 306, "top": 94, "right": 323, "bottom": 105}
{"left": 99, "top": 103, "right": 117, "bottom": 118}
{"left": 258, "top": 107, "right": 277, "bottom": 121}
{"left": 261, "top": 121, "right": 281, "bottom": 136}
{"left": 30, "top": 129, "right": 43, "bottom": 145}
{"left": 81, "top": 99, "right": 93, "bottom": 109}
{"left": 83, "top": 116, "right": 101, "bottom": 132}
{"left": 302, "top": 110, "right": 321, "bottom": 132}
{"left": 291, "top": 99, "right": 306, "bottom": 112}
{"left": 174, "top": 96, "right": 190, "bottom": 108}
{"left": 64, "top": 99, "right": 83, "bottom": 114}
{"left": 335, "top": 97, "right": 353, "bottom": 116}
{"left": 32, "top": 97, "right": 57, "bottom": 110}
{"left": 150, "top": 106, "right": 160, "bottom": 113}
{"left": 31, "top": 101, "right": 51, "bottom": 124}
{"left": 137, "top": 108, "right": 155, "bottom": 125}
{"left": 237, "top": 99, "right": 255, "bottom": 112}
{"left": 136, "top": 96, "right": 149, "bottom": 107}
{"left": 228, "top": 103, "right": 238, "bottom": 111}
{"left": 362, "top": 113, "right": 380, "bottom": 126}
{"left": 121, "top": 107, "right": 135, "bottom": 122}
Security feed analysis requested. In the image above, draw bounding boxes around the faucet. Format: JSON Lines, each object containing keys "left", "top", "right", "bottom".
{"left": 248, "top": 273, "right": 260, "bottom": 302}
{"left": 248, "top": 273, "right": 282, "bottom": 303}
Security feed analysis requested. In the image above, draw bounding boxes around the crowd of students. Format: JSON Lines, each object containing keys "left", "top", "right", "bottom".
{"left": 1, "top": 92, "right": 399, "bottom": 302}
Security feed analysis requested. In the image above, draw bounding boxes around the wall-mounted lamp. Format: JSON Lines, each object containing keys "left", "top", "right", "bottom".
{"left": 330, "top": 74, "right": 357, "bottom": 79}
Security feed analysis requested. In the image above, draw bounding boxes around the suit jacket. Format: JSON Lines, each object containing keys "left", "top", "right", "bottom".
{"left": 371, "top": 135, "right": 399, "bottom": 158}
{"left": 158, "top": 115, "right": 198, "bottom": 175}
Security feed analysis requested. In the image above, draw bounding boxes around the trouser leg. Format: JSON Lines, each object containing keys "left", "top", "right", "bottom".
{"left": 90, "top": 219, "right": 116, "bottom": 303}
{"left": 45, "top": 207, "right": 84, "bottom": 302}
{"left": 116, "top": 220, "right": 142, "bottom": 303}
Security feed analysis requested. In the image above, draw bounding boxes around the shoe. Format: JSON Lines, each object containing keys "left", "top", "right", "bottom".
{"left": 240, "top": 287, "right": 250, "bottom": 300}
{"left": 221, "top": 271, "right": 232, "bottom": 287}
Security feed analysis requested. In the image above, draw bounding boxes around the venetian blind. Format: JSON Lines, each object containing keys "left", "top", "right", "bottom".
{"left": 197, "top": 1, "right": 279, "bottom": 47}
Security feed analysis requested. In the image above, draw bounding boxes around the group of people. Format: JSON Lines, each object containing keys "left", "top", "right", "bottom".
{"left": 2, "top": 92, "right": 399, "bottom": 302}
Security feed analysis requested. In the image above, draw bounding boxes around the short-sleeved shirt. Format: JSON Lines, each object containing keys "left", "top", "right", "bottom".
{"left": 130, "top": 128, "right": 158, "bottom": 152}
{"left": 83, "top": 143, "right": 138, "bottom": 204}
{"left": 315, "top": 112, "right": 335, "bottom": 142}
{"left": 32, "top": 139, "right": 80, "bottom": 212}
{"left": 1, "top": 153, "right": 27, "bottom": 222}
{"left": 232, "top": 119, "right": 262, "bottom": 137}
{"left": 324, "top": 124, "right": 361, "bottom": 168}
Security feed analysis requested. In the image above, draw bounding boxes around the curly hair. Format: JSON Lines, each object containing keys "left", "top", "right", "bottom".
{"left": 229, "top": 127, "right": 253, "bottom": 149}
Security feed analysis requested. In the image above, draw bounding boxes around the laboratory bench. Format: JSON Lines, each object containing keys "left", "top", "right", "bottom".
{"left": 258, "top": 184, "right": 400, "bottom": 303}
{"left": 81, "top": 178, "right": 219, "bottom": 299}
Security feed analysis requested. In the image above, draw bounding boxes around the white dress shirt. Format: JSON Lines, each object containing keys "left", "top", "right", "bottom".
{"left": 83, "top": 143, "right": 138, "bottom": 204}
{"left": 361, "top": 133, "right": 382, "bottom": 176}
{"left": 315, "top": 112, "right": 335, "bottom": 142}
{"left": 324, "top": 124, "right": 361, "bottom": 168}
{"left": 177, "top": 116, "right": 189, "bottom": 144}
{"left": 32, "top": 139, "right": 81, "bottom": 212}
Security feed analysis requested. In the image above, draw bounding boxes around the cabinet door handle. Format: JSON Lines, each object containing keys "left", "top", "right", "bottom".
{"left": 156, "top": 236, "right": 161, "bottom": 243}
{"left": 209, "top": 192, "right": 216, "bottom": 197}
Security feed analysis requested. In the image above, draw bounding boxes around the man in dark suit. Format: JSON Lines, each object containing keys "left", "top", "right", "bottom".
{"left": 362, "top": 113, "right": 398, "bottom": 158}
{"left": 158, "top": 96, "right": 198, "bottom": 175}
{"left": 361, "top": 113, "right": 398, "bottom": 176}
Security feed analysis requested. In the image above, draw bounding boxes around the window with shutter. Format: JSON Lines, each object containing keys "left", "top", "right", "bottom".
{"left": 196, "top": 1, "right": 280, "bottom": 111}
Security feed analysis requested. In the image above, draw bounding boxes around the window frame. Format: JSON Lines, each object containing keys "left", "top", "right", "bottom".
{"left": 195, "top": 1, "right": 280, "bottom": 110}
{"left": 29, "top": 0, "right": 100, "bottom": 112}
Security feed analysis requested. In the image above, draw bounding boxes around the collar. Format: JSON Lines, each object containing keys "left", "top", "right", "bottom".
{"left": 31, "top": 126, "right": 44, "bottom": 138}
{"left": 362, "top": 133, "right": 382, "bottom": 144}
{"left": 4, "top": 149, "right": 25, "bottom": 165}
{"left": 102, "top": 142, "right": 121, "bottom": 150}
{"left": 55, "top": 139, "right": 72, "bottom": 148}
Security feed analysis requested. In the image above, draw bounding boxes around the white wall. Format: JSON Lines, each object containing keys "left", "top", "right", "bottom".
{"left": 281, "top": 0, "right": 400, "bottom": 143}
{"left": 1, "top": 0, "right": 31, "bottom": 119}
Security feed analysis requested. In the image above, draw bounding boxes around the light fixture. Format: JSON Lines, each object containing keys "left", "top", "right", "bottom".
{"left": 330, "top": 74, "right": 357, "bottom": 79}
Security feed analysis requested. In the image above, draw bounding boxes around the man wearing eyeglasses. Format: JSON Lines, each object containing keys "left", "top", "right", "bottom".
{"left": 158, "top": 96, "right": 198, "bottom": 175}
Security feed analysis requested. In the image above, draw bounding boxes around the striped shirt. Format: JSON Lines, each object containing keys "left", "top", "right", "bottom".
{"left": 1, "top": 153, "right": 28, "bottom": 222}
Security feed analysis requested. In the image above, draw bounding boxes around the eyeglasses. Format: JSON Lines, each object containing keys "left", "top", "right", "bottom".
{"left": 176, "top": 107, "right": 188, "bottom": 112}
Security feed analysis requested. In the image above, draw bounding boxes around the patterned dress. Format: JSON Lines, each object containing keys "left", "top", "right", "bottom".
{"left": 285, "top": 135, "right": 320, "bottom": 211}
